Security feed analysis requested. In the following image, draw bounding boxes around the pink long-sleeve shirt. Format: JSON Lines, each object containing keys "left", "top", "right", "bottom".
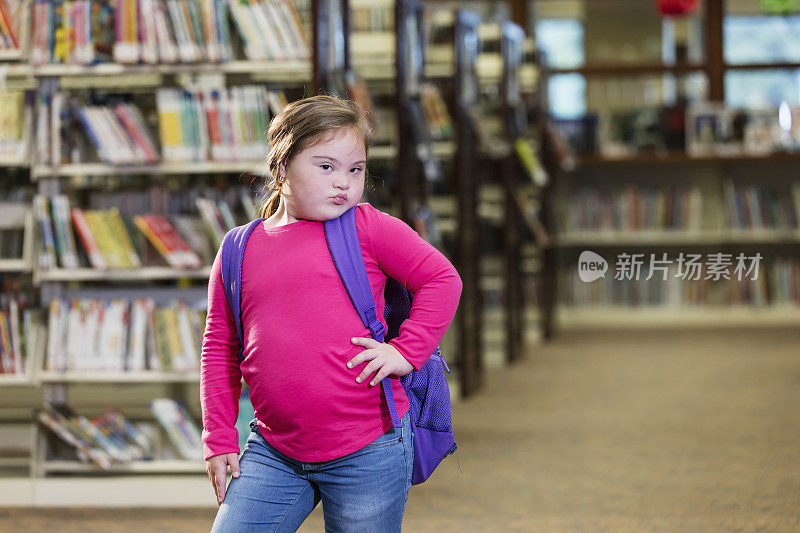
{"left": 200, "top": 202, "right": 462, "bottom": 462}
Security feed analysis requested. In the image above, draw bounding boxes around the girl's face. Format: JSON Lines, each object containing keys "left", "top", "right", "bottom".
{"left": 281, "top": 127, "right": 367, "bottom": 221}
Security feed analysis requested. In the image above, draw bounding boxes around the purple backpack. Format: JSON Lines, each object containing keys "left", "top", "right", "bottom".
{"left": 219, "top": 205, "right": 457, "bottom": 485}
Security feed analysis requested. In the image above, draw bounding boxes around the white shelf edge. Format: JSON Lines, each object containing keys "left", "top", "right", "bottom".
{"left": 41, "top": 459, "right": 205, "bottom": 474}
{"left": 0, "top": 259, "right": 31, "bottom": 272}
{"left": 38, "top": 371, "right": 200, "bottom": 383}
{"left": 32, "top": 161, "right": 264, "bottom": 179}
{"left": 32, "top": 59, "right": 310, "bottom": 78}
{"left": 554, "top": 230, "right": 800, "bottom": 246}
{"left": 0, "top": 374, "right": 36, "bottom": 386}
{"left": 557, "top": 305, "right": 800, "bottom": 328}
{"left": 369, "top": 141, "right": 455, "bottom": 160}
{"left": 34, "top": 266, "right": 212, "bottom": 282}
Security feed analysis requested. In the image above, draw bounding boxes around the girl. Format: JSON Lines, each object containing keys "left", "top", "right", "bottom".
{"left": 201, "top": 95, "right": 462, "bottom": 532}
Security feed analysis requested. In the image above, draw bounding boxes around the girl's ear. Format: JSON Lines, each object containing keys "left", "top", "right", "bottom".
{"left": 278, "top": 161, "right": 286, "bottom": 178}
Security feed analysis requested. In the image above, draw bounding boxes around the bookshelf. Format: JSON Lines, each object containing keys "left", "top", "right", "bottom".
{"left": 453, "top": 9, "right": 484, "bottom": 397}
{"left": 0, "top": 0, "right": 316, "bottom": 494}
{"left": 531, "top": 0, "right": 800, "bottom": 330}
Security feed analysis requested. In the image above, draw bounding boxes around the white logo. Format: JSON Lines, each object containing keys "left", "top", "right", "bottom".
{"left": 578, "top": 251, "right": 607, "bottom": 282}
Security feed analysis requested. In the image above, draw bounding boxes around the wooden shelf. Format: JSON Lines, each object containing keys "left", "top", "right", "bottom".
{"left": 38, "top": 371, "right": 200, "bottom": 383}
{"left": 0, "top": 63, "right": 31, "bottom": 76}
{"left": 550, "top": 62, "right": 706, "bottom": 76}
{"left": 555, "top": 230, "right": 800, "bottom": 247}
{"left": 34, "top": 266, "right": 212, "bottom": 282}
{"left": 0, "top": 259, "right": 31, "bottom": 272}
{"left": 369, "top": 141, "right": 455, "bottom": 160}
{"left": 32, "top": 161, "right": 264, "bottom": 179}
{"left": 577, "top": 151, "right": 800, "bottom": 167}
{"left": 33, "top": 60, "right": 310, "bottom": 80}
{"left": 557, "top": 305, "right": 800, "bottom": 328}
{"left": 0, "top": 374, "right": 36, "bottom": 386}
{"left": 555, "top": 231, "right": 721, "bottom": 247}
{"left": 41, "top": 459, "right": 205, "bottom": 474}
{"left": 0, "top": 158, "right": 29, "bottom": 167}
{"left": 0, "top": 49, "right": 24, "bottom": 61}
{"left": 725, "top": 62, "right": 800, "bottom": 71}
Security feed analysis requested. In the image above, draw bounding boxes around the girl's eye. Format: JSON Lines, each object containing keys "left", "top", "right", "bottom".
{"left": 350, "top": 167, "right": 363, "bottom": 174}
{"left": 320, "top": 164, "right": 333, "bottom": 171}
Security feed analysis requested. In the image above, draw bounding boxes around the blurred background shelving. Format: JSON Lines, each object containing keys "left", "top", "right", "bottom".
{"left": 530, "top": 0, "right": 800, "bottom": 328}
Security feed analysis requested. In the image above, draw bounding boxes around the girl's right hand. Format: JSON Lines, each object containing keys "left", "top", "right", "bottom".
{"left": 206, "top": 452, "right": 241, "bottom": 506}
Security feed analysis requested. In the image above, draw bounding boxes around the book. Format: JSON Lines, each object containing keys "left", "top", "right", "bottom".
{"left": 0, "top": 90, "right": 33, "bottom": 164}
{"left": 32, "top": 195, "right": 57, "bottom": 270}
{"left": 0, "top": 0, "right": 20, "bottom": 50}
{"left": 150, "top": 397, "right": 203, "bottom": 460}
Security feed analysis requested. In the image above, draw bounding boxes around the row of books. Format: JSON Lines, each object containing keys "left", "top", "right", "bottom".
{"left": 37, "top": 403, "right": 152, "bottom": 469}
{"left": 80, "top": 101, "right": 160, "bottom": 165}
{"left": 31, "top": 0, "right": 308, "bottom": 66}
{"left": 46, "top": 297, "right": 206, "bottom": 373}
{"left": 566, "top": 185, "right": 703, "bottom": 232}
{"left": 156, "top": 85, "right": 275, "bottom": 163}
{"left": 36, "top": 92, "right": 159, "bottom": 166}
{"left": 115, "top": 0, "right": 232, "bottom": 64}
{"left": 561, "top": 259, "right": 800, "bottom": 307}
{"left": 724, "top": 182, "right": 800, "bottom": 231}
{"left": 228, "top": 0, "right": 309, "bottom": 62}
{"left": 32, "top": 0, "right": 113, "bottom": 66}
{"left": 33, "top": 193, "right": 244, "bottom": 270}
{"left": 0, "top": 90, "right": 32, "bottom": 163}
{"left": 768, "top": 259, "right": 800, "bottom": 306}
{"left": 0, "top": 0, "right": 23, "bottom": 51}
{"left": 0, "top": 298, "right": 38, "bottom": 375}
{"left": 36, "top": 87, "right": 287, "bottom": 166}
{"left": 83, "top": 183, "right": 258, "bottom": 246}
{"left": 36, "top": 398, "right": 203, "bottom": 469}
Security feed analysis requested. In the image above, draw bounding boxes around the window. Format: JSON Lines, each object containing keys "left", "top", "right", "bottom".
{"left": 535, "top": 18, "right": 584, "bottom": 69}
{"left": 724, "top": 15, "right": 800, "bottom": 64}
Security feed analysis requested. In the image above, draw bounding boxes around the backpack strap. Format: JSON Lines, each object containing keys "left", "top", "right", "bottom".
{"left": 324, "top": 206, "right": 402, "bottom": 428}
{"left": 220, "top": 218, "right": 265, "bottom": 363}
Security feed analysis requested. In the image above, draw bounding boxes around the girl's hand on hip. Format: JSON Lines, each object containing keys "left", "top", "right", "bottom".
{"left": 348, "top": 337, "right": 414, "bottom": 386}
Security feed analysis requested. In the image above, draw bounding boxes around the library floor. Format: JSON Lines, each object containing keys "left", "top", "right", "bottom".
{"left": 3, "top": 326, "right": 800, "bottom": 532}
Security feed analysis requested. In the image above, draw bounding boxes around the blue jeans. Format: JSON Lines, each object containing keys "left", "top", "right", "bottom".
{"left": 211, "top": 410, "right": 413, "bottom": 532}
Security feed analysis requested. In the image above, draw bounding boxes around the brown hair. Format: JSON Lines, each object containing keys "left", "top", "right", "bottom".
{"left": 258, "top": 95, "right": 374, "bottom": 219}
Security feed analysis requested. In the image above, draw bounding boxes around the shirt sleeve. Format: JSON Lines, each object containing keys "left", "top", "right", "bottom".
{"left": 200, "top": 246, "right": 243, "bottom": 461}
{"left": 357, "top": 203, "right": 463, "bottom": 371}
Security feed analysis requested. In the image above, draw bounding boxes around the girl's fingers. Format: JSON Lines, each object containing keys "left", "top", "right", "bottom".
{"left": 351, "top": 336, "right": 378, "bottom": 347}
{"left": 214, "top": 467, "right": 227, "bottom": 504}
{"left": 356, "top": 358, "right": 382, "bottom": 383}
{"left": 369, "top": 366, "right": 392, "bottom": 387}
{"left": 347, "top": 348, "right": 376, "bottom": 369}
{"left": 228, "top": 454, "right": 240, "bottom": 478}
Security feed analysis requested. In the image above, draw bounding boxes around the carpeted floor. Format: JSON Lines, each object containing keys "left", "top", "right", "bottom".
{"left": 2, "top": 327, "right": 799, "bottom": 532}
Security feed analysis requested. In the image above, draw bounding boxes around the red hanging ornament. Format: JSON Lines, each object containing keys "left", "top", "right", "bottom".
{"left": 656, "top": 0, "right": 700, "bottom": 16}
